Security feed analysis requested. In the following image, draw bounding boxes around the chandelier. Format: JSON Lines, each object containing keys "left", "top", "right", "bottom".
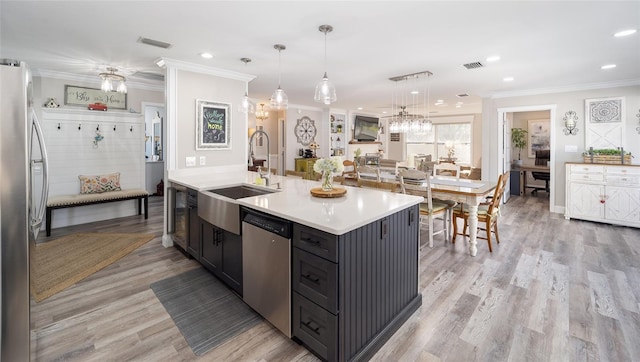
{"left": 270, "top": 44, "right": 288, "bottom": 109}
{"left": 314, "top": 24, "right": 337, "bottom": 105}
{"left": 387, "top": 71, "right": 433, "bottom": 133}
{"left": 256, "top": 103, "right": 269, "bottom": 122}
{"left": 99, "top": 67, "right": 127, "bottom": 93}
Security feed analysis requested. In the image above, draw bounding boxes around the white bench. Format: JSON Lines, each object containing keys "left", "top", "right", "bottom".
{"left": 46, "top": 189, "right": 149, "bottom": 236}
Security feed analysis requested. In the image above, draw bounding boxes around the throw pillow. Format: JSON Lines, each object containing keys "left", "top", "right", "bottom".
{"left": 79, "top": 172, "right": 121, "bottom": 194}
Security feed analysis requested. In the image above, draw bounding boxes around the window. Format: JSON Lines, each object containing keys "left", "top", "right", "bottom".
{"left": 406, "top": 123, "right": 471, "bottom": 164}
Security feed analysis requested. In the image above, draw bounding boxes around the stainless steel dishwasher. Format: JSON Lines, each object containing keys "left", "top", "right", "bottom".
{"left": 241, "top": 208, "right": 292, "bottom": 337}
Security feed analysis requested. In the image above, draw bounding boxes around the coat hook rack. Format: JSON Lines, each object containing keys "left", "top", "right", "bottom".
{"left": 57, "top": 123, "right": 61, "bottom": 130}
{"left": 78, "top": 123, "right": 82, "bottom": 130}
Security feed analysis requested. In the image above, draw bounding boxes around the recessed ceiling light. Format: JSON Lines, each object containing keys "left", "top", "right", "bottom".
{"left": 486, "top": 55, "right": 501, "bottom": 62}
{"left": 410, "top": 90, "right": 419, "bottom": 95}
{"left": 382, "top": 111, "right": 387, "bottom": 114}
{"left": 200, "top": 52, "right": 213, "bottom": 59}
{"left": 503, "top": 77, "right": 514, "bottom": 82}
{"left": 436, "top": 99, "right": 444, "bottom": 104}
{"left": 614, "top": 29, "right": 637, "bottom": 37}
{"left": 601, "top": 64, "right": 617, "bottom": 69}
{"left": 357, "top": 107, "right": 363, "bottom": 110}
{"left": 455, "top": 105, "right": 462, "bottom": 108}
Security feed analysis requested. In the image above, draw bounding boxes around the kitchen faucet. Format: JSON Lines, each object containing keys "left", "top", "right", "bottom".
{"left": 249, "top": 130, "right": 270, "bottom": 185}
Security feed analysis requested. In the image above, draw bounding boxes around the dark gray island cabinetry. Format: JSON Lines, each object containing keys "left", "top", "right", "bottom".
{"left": 292, "top": 204, "right": 421, "bottom": 361}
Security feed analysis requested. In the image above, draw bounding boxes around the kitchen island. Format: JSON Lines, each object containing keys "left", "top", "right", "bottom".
{"left": 167, "top": 170, "right": 423, "bottom": 361}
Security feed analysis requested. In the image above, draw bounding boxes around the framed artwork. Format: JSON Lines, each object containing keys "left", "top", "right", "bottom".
{"left": 527, "top": 119, "right": 550, "bottom": 158}
{"left": 196, "top": 99, "right": 230, "bottom": 150}
{"left": 64, "top": 85, "right": 127, "bottom": 110}
{"left": 585, "top": 97, "right": 625, "bottom": 148}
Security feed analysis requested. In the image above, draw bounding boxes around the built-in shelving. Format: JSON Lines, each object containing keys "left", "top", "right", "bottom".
{"left": 330, "top": 113, "right": 345, "bottom": 156}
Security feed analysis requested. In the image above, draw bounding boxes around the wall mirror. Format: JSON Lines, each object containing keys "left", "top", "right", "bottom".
{"left": 144, "top": 104, "right": 165, "bottom": 161}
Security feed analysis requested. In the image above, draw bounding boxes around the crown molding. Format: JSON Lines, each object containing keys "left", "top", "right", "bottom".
{"left": 486, "top": 78, "right": 640, "bottom": 99}
{"left": 155, "top": 57, "right": 256, "bottom": 82}
{"left": 33, "top": 69, "right": 165, "bottom": 92}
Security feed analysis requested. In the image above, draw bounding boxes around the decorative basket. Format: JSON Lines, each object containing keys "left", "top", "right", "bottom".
{"left": 582, "top": 154, "right": 632, "bottom": 164}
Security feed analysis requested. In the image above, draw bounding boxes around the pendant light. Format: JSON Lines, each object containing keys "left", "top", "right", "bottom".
{"left": 270, "top": 44, "right": 288, "bottom": 110}
{"left": 314, "top": 24, "right": 337, "bottom": 105}
{"left": 238, "top": 57, "right": 255, "bottom": 114}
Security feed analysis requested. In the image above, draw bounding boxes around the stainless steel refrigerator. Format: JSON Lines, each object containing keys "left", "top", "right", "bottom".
{"left": 1, "top": 60, "right": 49, "bottom": 360}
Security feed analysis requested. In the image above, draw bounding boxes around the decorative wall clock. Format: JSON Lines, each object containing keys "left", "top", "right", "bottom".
{"left": 294, "top": 116, "right": 317, "bottom": 146}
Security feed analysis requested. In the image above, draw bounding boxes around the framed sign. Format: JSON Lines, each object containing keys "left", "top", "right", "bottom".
{"left": 64, "top": 85, "right": 127, "bottom": 110}
{"left": 585, "top": 97, "right": 625, "bottom": 148}
{"left": 196, "top": 99, "right": 230, "bottom": 150}
{"left": 527, "top": 119, "right": 550, "bottom": 158}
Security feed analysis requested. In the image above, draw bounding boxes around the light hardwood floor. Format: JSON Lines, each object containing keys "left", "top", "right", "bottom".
{"left": 31, "top": 195, "right": 640, "bottom": 361}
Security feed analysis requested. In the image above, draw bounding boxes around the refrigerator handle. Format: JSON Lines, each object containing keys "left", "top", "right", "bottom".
{"left": 31, "top": 109, "right": 49, "bottom": 237}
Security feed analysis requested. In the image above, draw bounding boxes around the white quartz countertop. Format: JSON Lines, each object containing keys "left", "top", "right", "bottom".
{"left": 169, "top": 171, "right": 423, "bottom": 235}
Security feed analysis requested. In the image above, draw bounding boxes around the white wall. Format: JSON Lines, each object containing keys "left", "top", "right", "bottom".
{"left": 482, "top": 84, "right": 640, "bottom": 213}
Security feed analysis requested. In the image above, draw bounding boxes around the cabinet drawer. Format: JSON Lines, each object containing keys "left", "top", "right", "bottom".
{"left": 293, "top": 292, "right": 337, "bottom": 362}
{"left": 607, "top": 166, "right": 640, "bottom": 175}
{"left": 293, "top": 223, "right": 338, "bottom": 262}
{"left": 606, "top": 175, "right": 640, "bottom": 185}
{"left": 293, "top": 248, "right": 338, "bottom": 314}
{"left": 570, "top": 164, "right": 604, "bottom": 174}
{"left": 569, "top": 172, "right": 604, "bottom": 182}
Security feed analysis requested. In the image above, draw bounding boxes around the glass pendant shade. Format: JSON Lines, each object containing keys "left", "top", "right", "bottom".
{"left": 270, "top": 86, "right": 288, "bottom": 109}
{"left": 314, "top": 73, "right": 337, "bottom": 105}
{"left": 101, "top": 78, "right": 112, "bottom": 92}
{"left": 116, "top": 80, "right": 127, "bottom": 93}
{"left": 239, "top": 92, "right": 255, "bottom": 113}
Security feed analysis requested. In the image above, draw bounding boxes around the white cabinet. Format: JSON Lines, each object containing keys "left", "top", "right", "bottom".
{"left": 565, "top": 163, "right": 640, "bottom": 227}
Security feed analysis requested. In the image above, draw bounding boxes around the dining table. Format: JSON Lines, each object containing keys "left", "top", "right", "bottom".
{"left": 359, "top": 171, "right": 497, "bottom": 256}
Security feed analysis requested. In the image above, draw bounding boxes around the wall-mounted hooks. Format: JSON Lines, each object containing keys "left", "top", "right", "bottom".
{"left": 113, "top": 125, "right": 117, "bottom": 131}
{"left": 57, "top": 123, "right": 61, "bottom": 130}
{"left": 78, "top": 123, "right": 82, "bottom": 130}
{"left": 96, "top": 124, "right": 100, "bottom": 131}
{"left": 130, "top": 125, "right": 133, "bottom": 132}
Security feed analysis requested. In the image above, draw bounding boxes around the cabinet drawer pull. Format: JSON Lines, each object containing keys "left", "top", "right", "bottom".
{"left": 302, "top": 320, "right": 321, "bottom": 334}
{"left": 302, "top": 273, "right": 320, "bottom": 283}
{"left": 301, "top": 237, "right": 321, "bottom": 246}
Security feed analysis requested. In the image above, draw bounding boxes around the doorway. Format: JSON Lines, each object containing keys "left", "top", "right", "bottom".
{"left": 497, "top": 105, "right": 556, "bottom": 213}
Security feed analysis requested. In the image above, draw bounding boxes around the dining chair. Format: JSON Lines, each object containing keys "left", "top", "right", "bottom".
{"left": 451, "top": 171, "right": 510, "bottom": 252}
{"left": 357, "top": 179, "right": 398, "bottom": 192}
{"left": 356, "top": 165, "right": 381, "bottom": 182}
{"left": 341, "top": 160, "right": 358, "bottom": 185}
{"left": 398, "top": 169, "right": 452, "bottom": 249}
{"left": 433, "top": 162, "right": 461, "bottom": 179}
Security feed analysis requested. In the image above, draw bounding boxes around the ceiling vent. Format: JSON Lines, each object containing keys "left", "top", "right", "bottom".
{"left": 457, "top": 93, "right": 469, "bottom": 98}
{"left": 137, "top": 37, "right": 172, "bottom": 49}
{"left": 463, "top": 62, "right": 484, "bottom": 69}
{"left": 132, "top": 71, "right": 165, "bottom": 82}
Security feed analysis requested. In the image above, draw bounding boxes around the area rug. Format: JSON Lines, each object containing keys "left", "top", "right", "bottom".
{"left": 30, "top": 232, "right": 154, "bottom": 302}
{"left": 150, "top": 267, "right": 262, "bottom": 356}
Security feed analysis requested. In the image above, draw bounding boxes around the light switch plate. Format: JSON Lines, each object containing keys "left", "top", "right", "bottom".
{"left": 186, "top": 156, "right": 196, "bottom": 167}
{"left": 199, "top": 156, "right": 206, "bottom": 165}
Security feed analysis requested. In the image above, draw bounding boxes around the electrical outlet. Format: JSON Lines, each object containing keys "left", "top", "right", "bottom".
{"left": 199, "top": 156, "right": 206, "bottom": 165}
{"left": 186, "top": 156, "right": 196, "bottom": 167}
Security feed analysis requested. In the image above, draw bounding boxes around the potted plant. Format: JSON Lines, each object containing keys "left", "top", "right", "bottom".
{"left": 511, "top": 128, "right": 528, "bottom": 165}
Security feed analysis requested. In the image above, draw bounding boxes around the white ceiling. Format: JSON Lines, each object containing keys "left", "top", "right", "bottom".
{"left": 2, "top": 1, "right": 639, "bottom": 116}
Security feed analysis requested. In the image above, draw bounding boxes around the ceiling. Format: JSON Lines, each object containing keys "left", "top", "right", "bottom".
{"left": 2, "top": 1, "right": 639, "bottom": 117}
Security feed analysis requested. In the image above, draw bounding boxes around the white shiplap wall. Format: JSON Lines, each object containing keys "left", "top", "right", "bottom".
{"left": 41, "top": 108, "right": 145, "bottom": 229}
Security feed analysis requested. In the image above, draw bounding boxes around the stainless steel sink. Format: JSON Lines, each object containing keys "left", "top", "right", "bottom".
{"left": 205, "top": 185, "right": 275, "bottom": 200}
{"left": 198, "top": 185, "right": 276, "bottom": 235}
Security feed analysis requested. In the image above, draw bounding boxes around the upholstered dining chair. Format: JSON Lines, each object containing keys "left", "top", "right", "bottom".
{"left": 398, "top": 169, "right": 452, "bottom": 249}
{"left": 451, "top": 171, "right": 510, "bottom": 252}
